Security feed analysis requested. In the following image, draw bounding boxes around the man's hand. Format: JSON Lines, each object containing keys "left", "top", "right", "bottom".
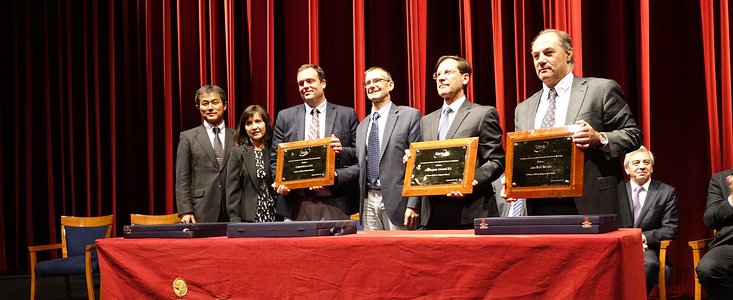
{"left": 309, "top": 186, "right": 325, "bottom": 192}
{"left": 499, "top": 176, "right": 518, "bottom": 202}
{"left": 642, "top": 233, "right": 648, "bottom": 251}
{"left": 727, "top": 175, "right": 733, "bottom": 205}
{"left": 404, "top": 208, "right": 420, "bottom": 229}
{"left": 180, "top": 214, "right": 196, "bottom": 224}
{"left": 446, "top": 180, "right": 478, "bottom": 198}
{"left": 572, "top": 120, "right": 602, "bottom": 149}
{"left": 402, "top": 149, "right": 412, "bottom": 165}
{"left": 330, "top": 134, "right": 343, "bottom": 156}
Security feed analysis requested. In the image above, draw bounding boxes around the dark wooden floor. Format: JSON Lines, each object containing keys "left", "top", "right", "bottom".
{"left": 0, "top": 272, "right": 100, "bottom": 300}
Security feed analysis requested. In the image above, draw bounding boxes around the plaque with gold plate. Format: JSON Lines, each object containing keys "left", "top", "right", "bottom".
{"left": 505, "top": 125, "right": 584, "bottom": 198}
{"left": 402, "top": 137, "right": 479, "bottom": 197}
{"left": 275, "top": 137, "right": 335, "bottom": 190}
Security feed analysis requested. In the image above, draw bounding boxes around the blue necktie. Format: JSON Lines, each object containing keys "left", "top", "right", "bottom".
{"left": 438, "top": 107, "right": 452, "bottom": 140}
{"left": 367, "top": 112, "right": 381, "bottom": 189}
{"left": 540, "top": 88, "right": 558, "bottom": 128}
{"left": 509, "top": 199, "right": 524, "bottom": 217}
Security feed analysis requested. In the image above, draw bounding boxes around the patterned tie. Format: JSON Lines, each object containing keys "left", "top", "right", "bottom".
{"left": 438, "top": 107, "right": 453, "bottom": 140}
{"left": 632, "top": 186, "right": 643, "bottom": 222}
{"left": 367, "top": 112, "right": 381, "bottom": 189}
{"left": 308, "top": 108, "right": 320, "bottom": 140}
{"left": 509, "top": 199, "right": 524, "bottom": 217}
{"left": 213, "top": 127, "right": 223, "bottom": 168}
{"left": 540, "top": 88, "right": 558, "bottom": 128}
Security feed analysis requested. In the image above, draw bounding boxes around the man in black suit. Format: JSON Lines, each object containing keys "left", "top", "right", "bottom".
{"left": 418, "top": 55, "right": 505, "bottom": 229}
{"left": 337, "top": 67, "right": 422, "bottom": 230}
{"left": 617, "top": 146, "right": 678, "bottom": 293}
{"left": 515, "top": 29, "right": 642, "bottom": 215}
{"left": 697, "top": 168, "right": 733, "bottom": 300}
{"left": 176, "top": 85, "right": 234, "bottom": 223}
{"left": 271, "top": 64, "right": 359, "bottom": 221}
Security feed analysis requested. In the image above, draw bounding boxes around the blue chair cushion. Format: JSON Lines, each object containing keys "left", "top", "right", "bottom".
{"left": 35, "top": 255, "right": 99, "bottom": 275}
{"left": 65, "top": 225, "right": 108, "bottom": 257}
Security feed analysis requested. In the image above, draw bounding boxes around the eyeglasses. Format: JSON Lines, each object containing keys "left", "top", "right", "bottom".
{"left": 432, "top": 69, "right": 460, "bottom": 80}
{"left": 363, "top": 78, "right": 390, "bottom": 88}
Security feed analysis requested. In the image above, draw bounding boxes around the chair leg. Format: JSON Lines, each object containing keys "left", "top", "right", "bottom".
{"left": 86, "top": 249, "right": 96, "bottom": 300}
{"left": 29, "top": 252, "right": 37, "bottom": 300}
{"left": 65, "top": 275, "right": 72, "bottom": 299}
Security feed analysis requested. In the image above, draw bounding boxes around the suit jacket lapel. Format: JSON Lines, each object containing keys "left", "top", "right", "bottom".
{"left": 324, "top": 102, "right": 336, "bottom": 137}
{"left": 222, "top": 127, "right": 234, "bottom": 168}
{"left": 380, "top": 105, "right": 399, "bottom": 160}
{"left": 195, "top": 126, "right": 219, "bottom": 168}
{"left": 446, "top": 100, "right": 473, "bottom": 139}
{"left": 565, "top": 76, "right": 588, "bottom": 125}
{"left": 296, "top": 105, "right": 306, "bottom": 140}
{"left": 424, "top": 110, "right": 440, "bottom": 140}
{"left": 243, "top": 146, "right": 259, "bottom": 184}
{"left": 524, "top": 91, "right": 541, "bottom": 130}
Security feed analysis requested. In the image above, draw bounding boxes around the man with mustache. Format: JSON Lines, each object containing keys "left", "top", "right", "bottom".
{"left": 618, "top": 146, "right": 678, "bottom": 294}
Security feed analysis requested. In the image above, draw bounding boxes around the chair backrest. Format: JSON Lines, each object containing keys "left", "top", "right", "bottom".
{"left": 130, "top": 213, "right": 180, "bottom": 225}
{"left": 60, "top": 215, "right": 113, "bottom": 258}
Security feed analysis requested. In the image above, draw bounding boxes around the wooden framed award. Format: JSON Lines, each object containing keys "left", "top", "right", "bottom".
{"left": 275, "top": 137, "right": 335, "bottom": 190}
{"left": 505, "top": 125, "right": 584, "bottom": 198}
{"left": 402, "top": 137, "right": 479, "bottom": 197}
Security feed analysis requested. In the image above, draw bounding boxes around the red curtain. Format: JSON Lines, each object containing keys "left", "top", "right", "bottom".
{"left": 2, "top": 0, "right": 731, "bottom": 296}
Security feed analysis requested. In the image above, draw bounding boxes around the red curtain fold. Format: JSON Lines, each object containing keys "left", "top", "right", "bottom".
{"left": 2, "top": 2, "right": 731, "bottom": 297}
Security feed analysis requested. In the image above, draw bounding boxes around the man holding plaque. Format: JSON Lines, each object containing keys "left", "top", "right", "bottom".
{"left": 337, "top": 67, "right": 422, "bottom": 230}
{"left": 514, "top": 29, "right": 642, "bottom": 215}
{"left": 418, "top": 55, "right": 505, "bottom": 229}
{"left": 270, "top": 64, "right": 359, "bottom": 221}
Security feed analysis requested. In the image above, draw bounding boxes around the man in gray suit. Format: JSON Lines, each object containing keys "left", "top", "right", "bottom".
{"left": 697, "top": 168, "right": 733, "bottom": 300}
{"left": 176, "top": 85, "right": 234, "bottom": 223}
{"left": 418, "top": 55, "right": 505, "bottom": 229}
{"left": 337, "top": 67, "right": 422, "bottom": 230}
{"left": 515, "top": 29, "right": 642, "bottom": 215}
{"left": 271, "top": 64, "right": 359, "bottom": 221}
{"left": 618, "top": 146, "right": 678, "bottom": 294}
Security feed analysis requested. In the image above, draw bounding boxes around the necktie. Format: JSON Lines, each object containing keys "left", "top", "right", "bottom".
{"left": 509, "top": 199, "right": 524, "bottom": 217}
{"left": 213, "top": 127, "right": 223, "bottom": 168}
{"left": 308, "top": 109, "right": 320, "bottom": 140}
{"left": 632, "top": 186, "right": 643, "bottom": 222}
{"left": 438, "top": 107, "right": 453, "bottom": 140}
{"left": 367, "top": 112, "right": 381, "bottom": 189}
{"left": 540, "top": 88, "right": 558, "bottom": 128}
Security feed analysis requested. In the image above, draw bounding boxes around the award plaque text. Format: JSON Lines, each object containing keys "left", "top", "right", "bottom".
{"left": 402, "top": 137, "right": 478, "bottom": 197}
{"left": 275, "top": 137, "right": 335, "bottom": 190}
{"left": 505, "top": 126, "right": 584, "bottom": 198}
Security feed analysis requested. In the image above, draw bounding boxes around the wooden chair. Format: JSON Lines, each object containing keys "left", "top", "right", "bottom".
{"left": 658, "top": 240, "right": 671, "bottom": 300}
{"left": 28, "top": 215, "right": 113, "bottom": 300}
{"left": 130, "top": 213, "right": 180, "bottom": 225}
{"left": 688, "top": 231, "right": 716, "bottom": 300}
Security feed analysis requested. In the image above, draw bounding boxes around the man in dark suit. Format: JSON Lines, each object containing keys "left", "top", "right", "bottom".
{"left": 176, "top": 85, "right": 234, "bottom": 223}
{"left": 271, "top": 64, "right": 359, "bottom": 221}
{"left": 617, "top": 146, "right": 678, "bottom": 293}
{"left": 515, "top": 29, "right": 642, "bottom": 215}
{"left": 697, "top": 168, "right": 733, "bottom": 300}
{"left": 337, "top": 67, "right": 421, "bottom": 230}
{"left": 418, "top": 55, "right": 505, "bottom": 229}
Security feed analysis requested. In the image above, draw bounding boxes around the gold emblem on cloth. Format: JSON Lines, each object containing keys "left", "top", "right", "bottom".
{"left": 173, "top": 277, "right": 188, "bottom": 297}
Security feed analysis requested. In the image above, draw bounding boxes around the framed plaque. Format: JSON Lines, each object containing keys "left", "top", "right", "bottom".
{"left": 402, "top": 137, "right": 479, "bottom": 197}
{"left": 275, "top": 137, "right": 335, "bottom": 190}
{"left": 505, "top": 126, "right": 584, "bottom": 198}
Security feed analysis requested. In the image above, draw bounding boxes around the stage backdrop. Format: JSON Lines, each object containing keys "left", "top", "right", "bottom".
{"left": 1, "top": 0, "right": 731, "bottom": 297}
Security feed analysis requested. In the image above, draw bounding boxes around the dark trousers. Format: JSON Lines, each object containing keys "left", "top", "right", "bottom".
{"left": 292, "top": 197, "right": 349, "bottom": 221}
{"left": 697, "top": 244, "right": 733, "bottom": 300}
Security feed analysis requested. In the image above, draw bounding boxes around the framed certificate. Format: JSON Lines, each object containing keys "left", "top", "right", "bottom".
{"left": 505, "top": 126, "right": 584, "bottom": 198}
{"left": 402, "top": 137, "right": 479, "bottom": 197}
{"left": 275, "top": 137, "right": 335, "bottom": 190}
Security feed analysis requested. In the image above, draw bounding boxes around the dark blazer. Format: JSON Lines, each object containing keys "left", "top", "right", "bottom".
{"left": 338, "top": 104, "right": 422, "bottom": 226}
{"left": 704, "top": 169, "right": 733, "bottom": 250}
{"left": 420, "top": 100, "right": 505, "bottom": 227}
{"left": 270, "top": 102, "right": 359, "bottom": 217}
{"left": 516, "top": 76, "right": 643, "bottom": 215}
{"left": 618, "top": 179, "right": 679, "bottom": 251}
{"left": 175, "top": 124, "right": 234, "bottom": 222}
{"left": 227, "top": 145, "right": 274, "bottom": 222}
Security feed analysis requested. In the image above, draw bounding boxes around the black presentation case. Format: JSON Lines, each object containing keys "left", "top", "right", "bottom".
{"left": 474, "top": 214, "right": 619, "bottom": 235}
{"left": 123, "top": 223, "right": 228, "bottom": 238}
{"left": 227, "top": 220, "right": 358, "bottom": 238}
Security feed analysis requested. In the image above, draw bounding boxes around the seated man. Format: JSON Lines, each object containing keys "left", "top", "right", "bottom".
{"left": 697, "top": 168, "right": 733, "bottom": 300}
{"left": 617, "top": 146, "right": 678, "bottom": 293}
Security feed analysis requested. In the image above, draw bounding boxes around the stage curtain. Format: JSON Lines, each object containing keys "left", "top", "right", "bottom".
{"left": 2, "top": 1, "right": 731, "bottom": 296}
